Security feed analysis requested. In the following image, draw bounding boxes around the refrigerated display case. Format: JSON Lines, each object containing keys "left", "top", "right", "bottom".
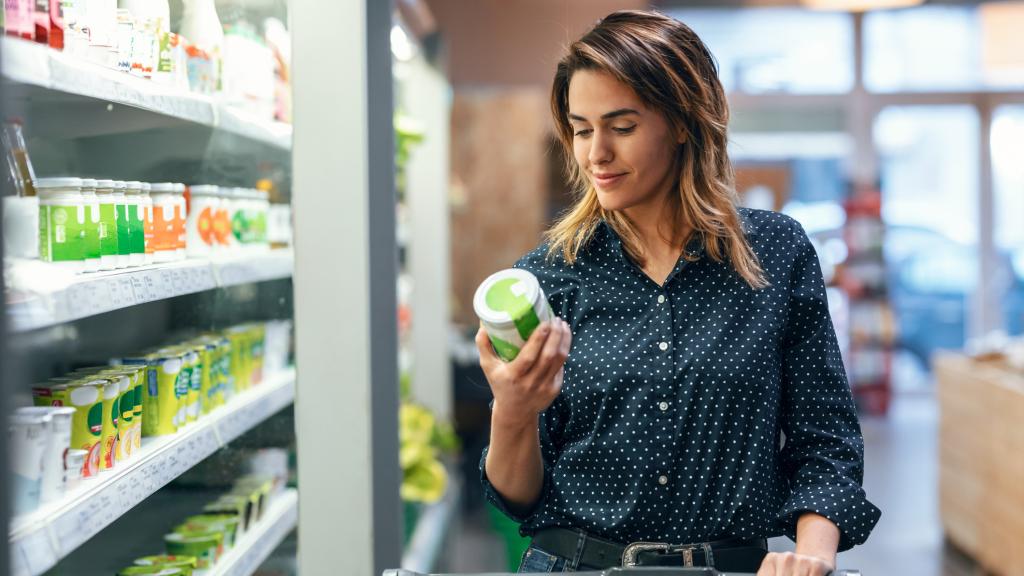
{"left": 1, "top": 1, "right": 314, "bottom": 574}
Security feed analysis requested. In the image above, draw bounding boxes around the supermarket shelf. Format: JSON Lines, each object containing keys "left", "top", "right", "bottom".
{"left": 401, "top": 474, "right": 461, "bottom": 574}
{"left": 1, "top": 36, "right": 292, "bottom": 150}
{"left": 8, "top": 368, "right": 297, "bottom": 576}
{"left": 210, "top": 488, "right": 298, "bottom": 576}
{"left": 6, "top": 249, "right": 293, "bottom": 333}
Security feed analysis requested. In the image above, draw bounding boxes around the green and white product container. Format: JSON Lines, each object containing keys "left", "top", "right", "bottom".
{"left": 177, "top": 514, "right": 240, "bottom": 549}
{"left": 79, "top": 178, "right": 102, "bottom": 272}
{"left": 97, "top": 376, "right": 120, "bottom": 471}
{"left": 36, "top": 177, "right": 85, "bottom": 272}
{"left": 118, "top": 566, "right": 187, "bottom": 576}
{"left": 16, "top": 406, "right": 76, "bottom": 504}
{"left": 95, "top": 179, "right": 121, "bottom": 270}
{"left": 164, "top": 530, "right": 222, "bottom": 572}
{"left": 473, "top": 268, "right": 556, "bottom": 362}
{"left": 9, "top": 409, "right": 51, "bottom": 515}
{"left": 139, "top": 182, "right": 155, "bottom": 265}
{"left": 122, "top": 354, "right": 181, "bottom": 436}
{"left": 108, "top": 178, "right": 132, "bottom": 268}
{"left": 134, "top": 555, "right": 197, "bottom": 575}
{"left": 123, "top": 180, "right": 147, "bottom": 266}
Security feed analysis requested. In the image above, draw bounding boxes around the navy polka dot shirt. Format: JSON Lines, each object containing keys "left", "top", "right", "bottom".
{"left": 480, "top": 207, "right": 880, "bottom": 551}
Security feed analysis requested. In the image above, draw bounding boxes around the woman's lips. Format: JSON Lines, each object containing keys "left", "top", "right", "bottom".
{"left": 593, "top": 172, "right": 626, "bottom": 188}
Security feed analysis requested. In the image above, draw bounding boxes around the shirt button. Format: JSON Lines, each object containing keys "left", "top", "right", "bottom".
{"left": 658, "top": 475, "right": 668, "bottom": 485}
{"left": 657, "top": 294, "right": 666, "bottom": 304}
{"left": 658, "top": 341, "right": 669, "bottom": 351}
{"left": 659, "top": 401, "right": 669, "bottom": 411}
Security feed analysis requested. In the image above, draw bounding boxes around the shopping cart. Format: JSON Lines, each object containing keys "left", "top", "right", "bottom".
{"left": 385, "top": 565, "right": 864, "bottom": 569}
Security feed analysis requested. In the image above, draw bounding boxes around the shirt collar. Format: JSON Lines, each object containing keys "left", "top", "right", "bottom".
{"left": 598, "top": 219, "right": 706, "bottom": 262}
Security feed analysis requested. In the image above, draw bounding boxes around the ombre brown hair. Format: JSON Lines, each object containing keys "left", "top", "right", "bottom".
{"left": 546, "top": 10, "right": 768, "bottom": 289}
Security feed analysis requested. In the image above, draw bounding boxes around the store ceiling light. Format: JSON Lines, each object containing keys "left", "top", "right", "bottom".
{"left": 800, "top": 0, "right": 924, "bottom": 11}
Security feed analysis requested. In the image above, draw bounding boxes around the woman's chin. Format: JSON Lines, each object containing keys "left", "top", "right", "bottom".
{"left": 595, "top": 192, "right": 633, "bottom": 213}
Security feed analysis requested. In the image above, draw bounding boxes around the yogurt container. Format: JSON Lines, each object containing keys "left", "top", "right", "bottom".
{"left": 138, "top": 182, "right": 156, "bottom": 264}
{"left": 119, "top": 355, "right": 179, "bottom": 436}
{"left": 96, "top": 377, "right": 120, "bottom": 471}
{"left": 36, "top": 177, "right": 86, "bottom": 271}
{"left": 186, "top": 185, "right": 219, "bottom": 257}
{"left": 150, "top": 183, "right": 178, "bottom": 263}
{"left": 9, "top": 410, "right": 51, "bottom": 515}
{"left": 108, "top": 179, "right": 131, "bottom": 269}
{"left": 16, "top": 406, "right": 76, "bottom": 505}
{"left": 133, "top": 555, "right": 197, "bottom": 575}
{"left": 64, "top": 449, "right": 87, "bottom": 490}
{"left": 79, "top": 178, "right": 102, "bottom": 272}
{"left": 473, "top": 268, "right": 556, "bottom": 362}
{"left": 177, "top": 514, "right": 240, "bottom": 550}
{"left": 123, "top": 181, "right": 148, "bottom": 266}
{"left": 173, "top": 183, "right": 187, "bottom": 259}
{"left": 118, "top": 566, "right": 187, "bottom": 576}
{"left": 96, "top": 180, "right": 121, "bottom": 270}
{"left": 164, "top": 531, "right": 222, "bottom": 571}
{"left": 33, "top": 379, "right": 105, "bottom": 478}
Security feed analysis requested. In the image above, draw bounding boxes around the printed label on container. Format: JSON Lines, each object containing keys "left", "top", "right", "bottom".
{"left": 129, "top": 203, "right": 146, "bottom": 254}
{"left": 99, "top": 203, "right": 119, "bottom": 256}
{"left": 116, "top": 203, "right": 132, "bottom": 255}
{"left": 39, "top": 204, "right": 86, "bottom": 262}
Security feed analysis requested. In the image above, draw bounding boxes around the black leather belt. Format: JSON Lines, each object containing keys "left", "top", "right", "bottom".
{"left": 531, "top": 527, "right": 768, "bottom": 572}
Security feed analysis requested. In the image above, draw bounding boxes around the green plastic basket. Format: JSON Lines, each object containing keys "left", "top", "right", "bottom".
{"left": 486, "top": 503, "right": 532, "bottom": 572}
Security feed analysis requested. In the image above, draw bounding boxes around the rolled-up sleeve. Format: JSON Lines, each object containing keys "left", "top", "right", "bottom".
{"left": 774, "top": 223, "right": 881, "bottom": 551}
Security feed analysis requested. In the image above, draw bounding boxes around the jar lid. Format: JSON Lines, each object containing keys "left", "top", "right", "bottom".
{"left": 175, "top": 183, "right": 186, "bottom": 193}
{"left": 34, "top": 177, "right": 83, "bottom": 189}
{"left": 151, "top": 182, "right": 176, "bottom": 193}
{"left": 190, "top": 185, "right": 219, "bottom": 196}
{"left": 140, "top": 182, "right": 151, "bottom": 191}
{"left": 113, "top": 181, "right": 127, "bottom": 189}
{"left": 96, "top": 179, "right": 115, "bottom": 188}
{"left": 80, "top": 178, "right": 98, "bottom": 188}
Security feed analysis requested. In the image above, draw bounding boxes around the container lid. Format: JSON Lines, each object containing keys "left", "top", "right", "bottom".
{"left": 34, "top": 177, "right": 83, "bottom": 189}
{"left": 113, "top": 180, "right": 127, "bottom": 189}
{"left": 141, "top": 182, "right": 151, "bottom": 191}
{"left": 190, "top": 185, "right": 219, "bottom": 196}
{"left": 124, "top": 181, "right": 142, "bottom": 189}
{"left": 10, "top": 409, "right": 52, "bottom": 425}
{"left": 80, "top": 178, "right": 98, "bottom": 188}
{"left": 174, "top": 183, "right": 186, "bottom": 193}
{"left": 151, "top": 182, "right": 176, "bottom": 193}
{"left": 96, "top": 179, "right": 115, "bottom": 188}
{"left": 473, "top": 268, "right": 543, "bottom": 327}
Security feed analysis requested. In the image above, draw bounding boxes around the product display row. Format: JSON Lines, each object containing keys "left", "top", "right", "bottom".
{"left": 3, "top": 0, "right": 291, "bottom": 121}
{"left": 4, "top": 177, "right": 278, "bottom": 273}
{"left": 10, "top": 320, "right": 291, "bottom": 517}
{"left": 115, "top": 473, "right": 285, "bottom": 576}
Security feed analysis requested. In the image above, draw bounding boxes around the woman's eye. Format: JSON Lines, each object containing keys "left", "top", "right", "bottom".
{"left": 613, "top": 125, "right": 637, "bottom": 134}
{"left": 574, "top": 128, "right": 593, "bottom": 137}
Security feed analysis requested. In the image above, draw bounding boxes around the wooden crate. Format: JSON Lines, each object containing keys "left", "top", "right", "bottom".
{"left": 934, "top": 353, "right": 1024, "bottom": 576}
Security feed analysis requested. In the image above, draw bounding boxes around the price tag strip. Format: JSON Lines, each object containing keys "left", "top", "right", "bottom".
{"left": 9, "top": 252, "right": 291, "bottom": 333}
{"left": 8, "top": 370, "right": 296, "bottom": 576}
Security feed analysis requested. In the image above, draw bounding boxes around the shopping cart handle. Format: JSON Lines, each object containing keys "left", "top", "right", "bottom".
{"left": 380, "top": 565, "right": 860, "bottom": 569}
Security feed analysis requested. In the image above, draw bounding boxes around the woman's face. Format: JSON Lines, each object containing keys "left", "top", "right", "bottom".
{"left": 567, "top": 69, "right": 681, "bottom": 215}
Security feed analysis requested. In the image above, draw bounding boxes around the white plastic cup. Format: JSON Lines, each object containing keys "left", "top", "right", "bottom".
{"left": 10, "top": 409, "right": 51, "bottom": 515}
{"left": 2, "top": 195, "right": 40, "bottom": 259}
{"left": 17, "top": 406, "right": 76, "bottom": 504}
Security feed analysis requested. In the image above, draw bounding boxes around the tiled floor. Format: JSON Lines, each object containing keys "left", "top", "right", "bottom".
{"left": 450, "top": 387, "right": 981, "bottom": 575}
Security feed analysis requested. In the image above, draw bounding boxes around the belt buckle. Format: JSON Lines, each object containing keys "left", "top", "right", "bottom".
{"left": 667, "top": 544, "right": 700, "bottom": 567}
{"left": 621, "top": 542, "right": 670, "bottom": 567}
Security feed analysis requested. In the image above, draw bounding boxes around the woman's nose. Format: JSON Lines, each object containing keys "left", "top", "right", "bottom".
{"left": 588, "top": 131, "right": 613, "bottom": 165}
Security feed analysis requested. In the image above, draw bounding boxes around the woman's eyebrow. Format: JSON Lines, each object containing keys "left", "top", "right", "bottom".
{"left": 568, "top": 108, "right": 640, "bottom": 122}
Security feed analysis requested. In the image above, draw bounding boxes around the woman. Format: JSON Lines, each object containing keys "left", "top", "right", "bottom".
{"left": 476, "top": 10, "right": 880, "bottom": 576}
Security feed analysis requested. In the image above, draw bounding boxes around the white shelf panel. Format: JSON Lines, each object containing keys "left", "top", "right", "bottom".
{"left": 1, "top": 36, "right": 291, "bottom": 150}
{"left": 209, "top": 488, "right": 298, "bottom": 576}
{"left": 6, "top": 249, "right": 293, "bottom": 333}
{"left": 8, "top": 369, "right": 296, "bottom": 576}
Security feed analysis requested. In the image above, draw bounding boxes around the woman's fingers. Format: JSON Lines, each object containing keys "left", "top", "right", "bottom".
{"left": 534, "top": 319, "right": 571, "bottom": 386}
{"left": 475, "top": 324, "right": 499, "bottom": 372}
{"left": 509, "top": 321, "right": 552, "bottom": 376}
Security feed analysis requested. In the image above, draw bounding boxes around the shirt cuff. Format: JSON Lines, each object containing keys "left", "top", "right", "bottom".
{"left": 479, "top": 445, "right": 548, "bottom": 526}
{"left": 775, "top": 482, "right": 882, "bottom": 551}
